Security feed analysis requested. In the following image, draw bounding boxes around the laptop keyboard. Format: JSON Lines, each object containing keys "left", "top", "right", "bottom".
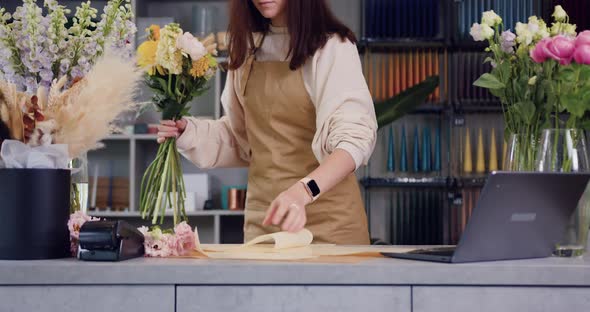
{"left": 409, "top": 247, "right": 456, "bottom": 257}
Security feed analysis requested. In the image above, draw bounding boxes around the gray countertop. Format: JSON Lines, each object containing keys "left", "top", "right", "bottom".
{"left": 2, "top": 248, "right": 590, "bottom": 286}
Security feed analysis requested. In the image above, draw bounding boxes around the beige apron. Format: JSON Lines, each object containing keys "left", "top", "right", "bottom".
{"left": 240, "top": 38, "right": 370, "bottom": 245}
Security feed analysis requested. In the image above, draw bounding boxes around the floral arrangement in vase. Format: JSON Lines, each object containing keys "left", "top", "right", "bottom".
{"left": 469, "top": 5, "right": 590, "bottom": 171}
{"left": 137, "top": 24, "right": 218, "bottom": 226}
{"left": 0, "top": 0, "right": 141, "bottom": 212}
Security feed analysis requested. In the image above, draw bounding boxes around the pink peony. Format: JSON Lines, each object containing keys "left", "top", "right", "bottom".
{"left": 530, "top": 37, "right": 552, "bottom": 63}
{"left": 546, "top": 35, "right": 576, "bottom": 65}
{"left": 576, "top": 30, "right": 590, "bottom": 47}
{"left": 174, "top": 221, "right": 196, "bottom": 254}
{"left": 573, "top": 44, "right": 590, "bottom": 65}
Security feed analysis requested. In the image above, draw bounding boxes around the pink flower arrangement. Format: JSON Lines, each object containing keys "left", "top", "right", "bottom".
{"left": 138, "top": 221, "right": 200, "bottom": 257}
{"left": 68, "top": 212, "right": 200, "bottom": 258}
{"left": 67, "top": 211, "right": 100, "bottom": 256}
{"left": 531, "top": 31, "right": 590, "bottom": 65}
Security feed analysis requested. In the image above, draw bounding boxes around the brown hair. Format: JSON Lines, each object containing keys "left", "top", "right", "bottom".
{"left": 227, "top": 0, "right": 357, "bottom": 70}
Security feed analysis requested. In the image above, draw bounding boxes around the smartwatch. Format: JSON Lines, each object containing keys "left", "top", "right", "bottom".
{"left": 299, "top": 177, "right": 321, "bottom": 202}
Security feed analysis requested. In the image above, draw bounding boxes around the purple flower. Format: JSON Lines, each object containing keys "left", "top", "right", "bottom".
{"left": 70, "top": 66, "right": 83, "bottom": 78}
{"left": 49, "top": 44, "right": 59, "bottom": 54}
{"left": 500, "top": 30, "right": 516, "bottom": 53}
{"left": 40, "top": 69, "right": 53, "bottom": 82}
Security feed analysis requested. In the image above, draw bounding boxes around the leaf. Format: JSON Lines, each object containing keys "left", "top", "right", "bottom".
{"left": 489, "top": 87, "right": 504, "bottom": 98}
{"left": 579, "top": 66, "right": 590, "bottom": 82}
{"left": 513, "top": 101, "right": 535, "bottom": 124}
{"left": 473, "top": 73, "right": 506, "bottom": 89}
{"left": 497, "top": 61, "right": 511, "bottom": 84}
{"left": 375, "top": 76, "right": 439, "bottom": 129}
{"left": 559, "top": 67, "right": 576, "bottom": 83}
{"left": 561, "top": 93, "right": 586, "bottom": 117}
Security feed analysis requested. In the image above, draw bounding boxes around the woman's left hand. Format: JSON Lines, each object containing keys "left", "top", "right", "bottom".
{"left": 262, "top": 182, "right": 311, "bottom": 233}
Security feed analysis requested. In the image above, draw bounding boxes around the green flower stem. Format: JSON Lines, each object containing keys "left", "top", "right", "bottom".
{"left": 140, "top": 137, "right": 188, "bottom": 225}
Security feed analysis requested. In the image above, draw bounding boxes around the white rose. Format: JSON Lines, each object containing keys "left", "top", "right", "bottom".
{"left": 176, "top": 32, "right": 207, "bottom": 61}
{"left": 471, "top": 23, "right": 495, "bottom": 41}
{"left": 552, "top": 5, "right": 567, "bottom": 22}
{"left": 482, "top": 10, "right": 502, "bottom": 27}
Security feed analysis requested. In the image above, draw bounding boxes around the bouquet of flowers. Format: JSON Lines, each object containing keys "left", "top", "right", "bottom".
{"left": 137, "top": 24, "right": 218, "bottom": 225}
{"left": 470, "top": 5, "right": 590, "bottom": 170}
{"left": 0, "top": 0, "right": 136, "bottom": 93}
{"left": 0, "top": 0, "right": 141, "bottom": 212}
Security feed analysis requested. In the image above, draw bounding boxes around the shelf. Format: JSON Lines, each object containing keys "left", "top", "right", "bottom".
{"left": 452, "top": 100, "right": 504, "bottom": 114}
{"left": 360, "top": 38, "right": 447, "bottom": 50}
{"left": 104, "top": 134, "right": 157, "bottom": 141}
{"left": 457, "top": 176, "right": 488, "bottom": 188}
{"left": 454, "top": 106, "right": 504, "bottom": 114}
{"left": 410, "top": 103, "right": 447, "bottom": 115}
{"left": 449, "top": 40, "right": 489, "bottom": 51}
{"left": 360, "top": 177, "right": 449, "bottom": 188}
{"left": 88, "top": 210, "right": 245, "bottom": 218}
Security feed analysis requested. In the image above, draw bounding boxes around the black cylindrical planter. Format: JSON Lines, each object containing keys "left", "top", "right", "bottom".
{"left": 0, "top": 169, "right": 71, "bottom": 260}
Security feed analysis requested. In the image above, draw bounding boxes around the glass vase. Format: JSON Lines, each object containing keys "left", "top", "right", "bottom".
{"left": 503, "top": 133, "right": 538, "bottom": 171}
{"left": 68, "top": 153, "right": 89, "bottom": 214}
{"left": 536, "top": 129, "right": 590, "bottom": 257}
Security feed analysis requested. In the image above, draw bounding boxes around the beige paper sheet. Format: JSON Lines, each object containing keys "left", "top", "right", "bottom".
{"left": 190, "top": 229, "right": 418, "bottom": 261}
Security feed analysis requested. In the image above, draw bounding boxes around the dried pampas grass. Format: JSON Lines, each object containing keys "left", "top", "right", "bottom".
{"left": 0, "top": 80, "right": 25, "bottom": 141}
{"left": 42, "top": 52, "right": 143, "bottom": 157}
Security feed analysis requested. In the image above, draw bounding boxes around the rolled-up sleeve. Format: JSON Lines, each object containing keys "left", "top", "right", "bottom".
{"left": 309, "top": 36, "right": 377, "bottom": 169}
{"left": 176, "top": 69, "right": 250, "bottom": 168}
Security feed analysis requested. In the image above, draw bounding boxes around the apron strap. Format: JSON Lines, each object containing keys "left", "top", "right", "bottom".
{"left": 240, "top": 33, "right": 267, "bottom": 96}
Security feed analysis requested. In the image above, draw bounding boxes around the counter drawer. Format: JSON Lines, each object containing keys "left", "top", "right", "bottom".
{"left": 414, "top": 286, "right": 590, "bottom": 312}
{"left": 0, "top": 285, "right": 174, "bottom": 312}
{"left": 177, "top": 286, "right": 410, "bottom": 312}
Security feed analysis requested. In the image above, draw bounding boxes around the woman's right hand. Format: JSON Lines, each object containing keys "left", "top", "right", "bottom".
{"left": 157, "top": 119, "right": 188, "bottom": 144}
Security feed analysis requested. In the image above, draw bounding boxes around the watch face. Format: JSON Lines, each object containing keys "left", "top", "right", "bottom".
{"left": 307, "top": 180, "right": 320, "bottom": 197}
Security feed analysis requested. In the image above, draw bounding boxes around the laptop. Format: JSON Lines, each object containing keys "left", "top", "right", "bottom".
{"left": 382, "top": 172, "right": 590, "bottom": 263}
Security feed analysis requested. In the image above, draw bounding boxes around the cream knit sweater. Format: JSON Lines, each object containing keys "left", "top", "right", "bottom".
{"left": 177, "top": 25, "right": 377, "bottom": 170}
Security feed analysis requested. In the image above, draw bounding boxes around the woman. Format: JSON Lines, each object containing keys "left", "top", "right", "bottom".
{"left": 157, "top": 0, "right": 377, "bottom": 245}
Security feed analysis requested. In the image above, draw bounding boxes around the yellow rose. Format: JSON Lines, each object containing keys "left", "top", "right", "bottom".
{"left": 137, "top": 40, "right": 159, "bottom": 75}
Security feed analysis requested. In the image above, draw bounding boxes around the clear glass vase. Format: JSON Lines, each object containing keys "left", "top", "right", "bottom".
{"left": 504, "top": 133, "right": 538, "bottom": 171}
{"left": 68, "top": 153, "right": 89, "bottom": 214}
{"left": 536, "top": 129, "right": 590, "bottom": 257}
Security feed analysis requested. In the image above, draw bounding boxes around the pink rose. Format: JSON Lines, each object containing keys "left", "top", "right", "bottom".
{"left": 530, "top": 37, "right": 552, "bottom": 63}
{"left": 576, "top": 30, "right": 590, "bottom": 47}
{"left": 573, "top": 44, "right": 590, "bottom": 65}
{"left": 546, "top": 35, "right": 576, "bottom": 65}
